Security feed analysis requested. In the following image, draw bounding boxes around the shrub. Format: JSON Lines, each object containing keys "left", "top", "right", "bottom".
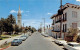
{"left": 0, "top": 37, "right": 2, "bottom": 40}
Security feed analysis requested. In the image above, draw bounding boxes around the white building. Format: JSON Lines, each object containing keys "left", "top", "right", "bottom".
{"left": 51, "top": 3, "right": 80, "bottom": 39}
{"left": 17, "top": 6, "right": 22, "bottom": 28}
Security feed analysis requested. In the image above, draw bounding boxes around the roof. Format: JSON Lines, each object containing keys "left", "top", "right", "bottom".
{"left": 50, "top": 3, "right": 80, "bottom": 19}
{"left": 63, "top": 3, "right": 80, "bottom": 10}
{"left": 51, "top": 14, "right": 58, "bottom": 19}
{"left": 17, "top": 5, "right": 21, "bottom": 16}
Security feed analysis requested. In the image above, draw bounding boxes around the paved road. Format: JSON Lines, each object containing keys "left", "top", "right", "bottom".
{"left": 5, "top": 32, "right": 64, "bottom": 50}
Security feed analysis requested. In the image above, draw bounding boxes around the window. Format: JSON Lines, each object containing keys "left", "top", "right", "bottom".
{"left": 72, "top": 23, "right": 77, "bottom": 29}
{"left": 65, "top": 13, "right": 67, "bottom": 20}
{"left": 18, "top": 20, "right": 20, "bottom": 23}
{"left": 63, "top": 24, "right": 64, "bottom": 32}
{"left": 57, "top": 16, "right": 59, "bottom": 21}
{"left": 55, "top": 17, "right": 56, "bottom": 22}
{"left": 63, "top": 14, "right": 64, "bottom": 20}
{"left": 18, "top": 16, "right": 21, "bottom": 19}
{"left": 65, "top": 24, "right": 67, "bottom": 32}
{"left": 72, "top": 11, "right": 77, "bottom": 18}
{"left": 63, "top": 24, "right": 67, "bottom": 32}
{"left": 53, "top": 20, "right": 54, "bottom": 25}
{"left": 56, "top": 16, "right": 58, "bottom": 21}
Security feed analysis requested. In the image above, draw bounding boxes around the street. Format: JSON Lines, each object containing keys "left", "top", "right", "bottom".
{"left": 5, "top": 32, "right": 64, "bottom": 50}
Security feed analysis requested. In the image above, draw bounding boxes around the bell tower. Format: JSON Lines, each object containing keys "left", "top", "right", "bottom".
{"left": 17, "top": 5, "right": 22, "bottom": 28}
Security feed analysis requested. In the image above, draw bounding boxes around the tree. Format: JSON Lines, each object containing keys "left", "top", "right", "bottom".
{"left": 15, "top": 25, "right": 19, "bottom": 33}
{"left": 29, "top": 26, "right": 31, "bottom": 31}
{"left": 7, "top": 14, "right": 16, "bottom": 24}
{"left": 68, "top": 28, "right": 78, "bottom": 36}
{"left": 67, "top": 27, "right": 79, "bottom": 42}
{"left": 0, "top": 18, "right": 6, "bottom": 34}
{"left": 25, "top": 26, "right": 36, "bottom": 33}
{"left": 31, "top": 27, "right": 36, "bottom": 33}
{"left": 0, "top": 14, "right": 23, "bottom": 35}
{"left": 6, "top": 14, "right": 16, "bottom": 34}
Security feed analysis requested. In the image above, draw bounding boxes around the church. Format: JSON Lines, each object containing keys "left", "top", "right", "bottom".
{"left": 17, "top": 6, "right": 22, "bottom": 28}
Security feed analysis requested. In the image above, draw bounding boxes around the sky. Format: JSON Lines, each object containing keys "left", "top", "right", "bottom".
{"left": 0, "top": 0, "right": 80, "bottom": 29}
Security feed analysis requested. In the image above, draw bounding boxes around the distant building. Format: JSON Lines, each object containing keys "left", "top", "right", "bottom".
{"left": 17, "top": 6, "right": 22, "bottom": 28}
{"left": 51, "top": 3, "right": 80, "bottom": 39}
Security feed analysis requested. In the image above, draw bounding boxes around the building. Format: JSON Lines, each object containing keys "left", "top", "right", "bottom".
{"left": 17, "top": 6, "right": 22, "bottom": 28}
{"left": 51, "top": 3, "right": 80, "bottom": 39}
{"left": 45, "top": 26, "right": 53, "bottom": 36}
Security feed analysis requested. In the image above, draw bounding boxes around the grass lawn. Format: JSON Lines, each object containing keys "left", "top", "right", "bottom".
{"left": 0, "top": 34, "right": 20, "bottom": 40}
{"left": 2, "top": 37, "right": 9, "bottom": 40}
{"left": 11, "top": 34, "right": 19, "bottom": 37}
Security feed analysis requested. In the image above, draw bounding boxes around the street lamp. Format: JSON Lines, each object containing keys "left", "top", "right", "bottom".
{"left": 40, "top": 22, "right": 42, "bottom": 33}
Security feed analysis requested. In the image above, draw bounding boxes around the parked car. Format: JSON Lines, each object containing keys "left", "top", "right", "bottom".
{"left": 54, "top": 38, "right": 63, "bottom": 44}
{"left": 54, "top": 39, "right": 59, "bottom": 44}
{"left": 44, "top": 34, "right": 49, "bottom": 37}
{"left": 25, "top": 34, "right": 29, "bottom": 37}
{"left": 11, "top": 38, "right": 22, "bottom": 46}
{"left": 64, "top": 42, "right": 80, "bottom": 50}
{"left": 20, "top": 35, "right": 27, "bottom": 41}
{"left": 22, "top": 35, "right": 28, "bottom": 39}
{"left": 57, "top": 40, "right": 67, "bottom": 45}
{"left": 41, "top": 33, "right": 49, "bottom": 37}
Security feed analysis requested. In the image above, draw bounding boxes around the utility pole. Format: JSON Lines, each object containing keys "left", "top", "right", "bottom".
{"left": 60, "top": 0, "right": 62, "bottom": 38}
{"left": 40, "top": 22, "right": 42, "bottom": 33}
{"left": 42, "top": 18, "right": 45, "bottom": 34}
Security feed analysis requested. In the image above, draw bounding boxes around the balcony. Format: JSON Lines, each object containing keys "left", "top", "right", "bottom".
{"left": 52, "top": 30, "right": 60, "bottom": 32}
{"left": 55, "top": 20, "right": 61, "bottom": 23}
{"left": 54, "top": 30, "right": 60, "bottom": 32}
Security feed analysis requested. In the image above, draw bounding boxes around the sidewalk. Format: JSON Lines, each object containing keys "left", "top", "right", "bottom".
{"left": 0, "top": 35, "right": 22, "bottom": 46}
{"left": 41, "top": 32, "right": 56, "bottom": 42}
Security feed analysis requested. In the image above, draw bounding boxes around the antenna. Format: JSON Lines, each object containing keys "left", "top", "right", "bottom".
{"left": 61, "top": 0, "right": 62, "bottom": 7}
{"left": 60, "top": 0, "right": 62, "bottom": 9}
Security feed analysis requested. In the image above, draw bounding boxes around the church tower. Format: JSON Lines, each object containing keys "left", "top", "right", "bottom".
{"left": 17, "top": 5, "right": 22, "bottom": 28}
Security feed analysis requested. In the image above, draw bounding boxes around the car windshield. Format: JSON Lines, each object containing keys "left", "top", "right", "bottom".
{"left": 21, "top": 36, "right": 25, "bottom": 37}
{"left": 13, "top": 39, "right": 18, "bottom": 42}
{"left": 14, "top": 39, "right": 18, "bottom": 40}
{"left": 21, "top": 36, "right": 27, "bottom": 37}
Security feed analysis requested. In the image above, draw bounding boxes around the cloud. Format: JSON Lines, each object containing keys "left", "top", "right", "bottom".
{"left": 76, "top": 0, "right": 80, "bottom": 2}
{"left": 10, "top": 10, "right": 24, "bottom": 13}
{"left": 47, "top": 13, "right": 52, "bottom": 15}
{"left": 10, "top": 10, "right": 17, "bottom": 13}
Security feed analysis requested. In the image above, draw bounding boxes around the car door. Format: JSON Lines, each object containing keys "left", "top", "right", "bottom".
{"left": 68, "top": 44, "right": 73, "bottom": 50}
